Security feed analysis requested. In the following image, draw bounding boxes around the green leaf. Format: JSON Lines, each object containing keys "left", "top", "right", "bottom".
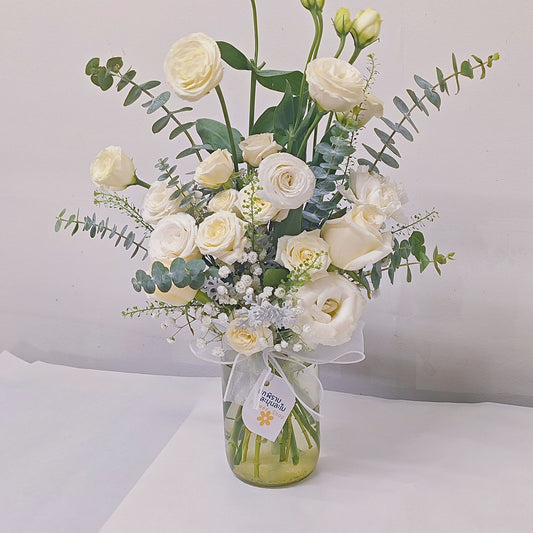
{"left": 85, "top": 57, "right": 100, "bottom": 76}
{"left": 256, "top": 69, "right": 304, "bottom": 94}
{"left": 152, "top": 115, "right": 171, "bottom": 133}
{"left": 380, "top": 151, "right": 400, "bottom": 168}
{"left": 370, "top": 262, "right": 382, "bottom": 289}
{"left": 106, "top": 57, "right": 123, "bottom": 73}
{"left": 451, "top": 53, "right": 461, "bottom": 93}
{"left": 139, "top": 80, "right": 161, "bottom": 91}
{"left": 176, "top": 144, "right": 212, "bottom": 160}
{"left": 252, "top": 106, "right": 276, "bottom": 134}
{"left": 124, "top": 86, "right": 142, "bottom": 106}
{"left": 169, "top": 122, "right": 195, "bottom": 140}
{"left": 170, "top": 258, "right": 188, "bottom": 287}
{"left": 186, "top": 259, "right": 207, "bottom": 275}
{"left": 188, "top": 272, "right": 205, "bottom": 290}
{"left": 406, "top": 89, "right": 429, "bottom": 116}
{"left": 393, "top": 96, "right": 419, "bottom": 133}
{"left": 436, "top": 67, "right": 449, "bottom": 94}
{"left": 460, "top": 60, "right": 474, "bottom": 79}
{"left": 196, "top": 118, "right": 243, "bottom": 160}
{"left": 406, "top": 264, "right": 412, "bottom": 282}
{"left": 472, "top": 55, "right": 486, "bottom": 80}
{"left": 381, "top": 117, "right": 414, "bottom": 142}
{"left": 151, "top": 261, "right": 172, "bottom": 292}
{"left": 263, "top": 268, "right": 289, "bottom": 287}
{"left": 272, "top": 207, "right": 302, "bottom": 242}
{"left": 399, "top": 239, "right": 411, "bottom": 259}
{"left": 117, "top": 70, "right": 136, "bottom": 91}
{"left": 414, "top": 75, "right": 433, "bottom": 91}
{"left": 274, "top": 82, "right": 298, "bottom": 135}
{"left": 217, "top": 41, "right": 252, "bottom": 70}
{"left": 424, "top": 87, "right": 441, "bottom": 110}
{"left": 146, "top": 91, "right": 171, "bottom": 114}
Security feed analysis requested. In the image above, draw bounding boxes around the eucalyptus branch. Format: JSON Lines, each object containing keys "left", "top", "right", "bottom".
{"left": 94, "top": 191, "right": 153, "bottom": 233}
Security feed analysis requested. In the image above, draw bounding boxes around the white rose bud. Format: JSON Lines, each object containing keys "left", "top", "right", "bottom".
{"left": 239, "top": 133, "right": 282, "bottom": 167}
{"left": 321, "top": 208, "right": 393, "bottom": 271}
{"left": 196, "top": 211, "right": 247, "bottom": 265}
{"left": 275, "top": 230, "right": 331, "bottom": 278}
{"left": 142, "top": 180, "right": 184, "bottom": 225}
{"left": 295, "top": 272, "right": 366, "bottom": 347}
{"left": 351, "top": 8, "right": 382, "bottom": 47}
{"left": 224, "top": 319, "right": 273, "bottom": 356}
{"left": 194, "top": 149, "right": 234, "bottom": 188}
{"left": 236, "top": 184, "right": 288, "bottom": 224}
{"left": 306, "top": 57, "right": 365, "bottom": 112}
{"left": 207, "top": 188, "right": 239, "bottom": 213}
{"left": 257, "top": 153, "right": 316, "bottom": 210}
{"left": 148, "top": 213, "right": 200, "bottom": 265}
{"left": 90, "top": 146, "right": 136, "bottom": 191}
{"left": 164, "top": 33, "right": 223, "bottom": 102}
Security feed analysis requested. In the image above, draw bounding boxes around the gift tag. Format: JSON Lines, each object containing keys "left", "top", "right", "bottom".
{"left": 242, "top": 373, "right": 296, "bottom": 442}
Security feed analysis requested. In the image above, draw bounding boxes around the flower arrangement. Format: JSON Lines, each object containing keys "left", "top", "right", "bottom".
{"left": 56, "top": 1, "right": 498, "bottom": 486}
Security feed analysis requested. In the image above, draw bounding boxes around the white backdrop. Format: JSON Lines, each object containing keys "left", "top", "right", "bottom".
{"left": 1, "top": 0, "right": 532, "bottom": 404}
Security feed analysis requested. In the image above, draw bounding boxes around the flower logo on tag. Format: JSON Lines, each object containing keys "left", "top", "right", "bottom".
{"left": 257, "top": 410, "right": 274, "bottom": 426}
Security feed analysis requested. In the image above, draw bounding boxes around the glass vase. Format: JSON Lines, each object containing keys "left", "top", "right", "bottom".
{"left": 221, "top": 362, "right": 320, "bottom": 487}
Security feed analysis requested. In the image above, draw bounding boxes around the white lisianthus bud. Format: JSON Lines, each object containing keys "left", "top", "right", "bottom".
{"left": 300, "top": 0, "right": 324, "bottom": 11}
{"left": 257, "top": 153, "right": 316, "bottom": 210}
{"left": 90, "top": 146, "right": 136, "bottom": 191}
{"left": 351, "top": 8, "right": 382, "bottom": 47}
{"left": 224, "top": 320, "right": 273, "bottom": 356}
{"left": 334, "top": 8, "right": 352, "bottom": 37}
{"left": 237, "top": 184, "right": 288, "bottom": 224}
{"left": 207, "top": 188, "right": 239, "bottom": 213}
{"left": 196, "top": 211, "right": 247, "bottom": 265}
{"left": 164, "top": 33, "right": 223, "bottom": 102}
{"left": 194, "top": 149, "right": 234, "bottom": 188}
{"left": 306, "top": 57, "right": 365, "bottom": 112}
{"left": 142, "top": 180, "right": 184, "bottom": 225}
{"left": 239, "top": 133, "right": 282, "bottom": 167}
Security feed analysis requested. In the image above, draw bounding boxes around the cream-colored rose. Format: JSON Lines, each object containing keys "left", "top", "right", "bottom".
{"left": 350, "top": 204, "right": 387, "bottom": 229}
{"left": 295, "top": 272, "right": 365, "bottom": 347}
{"left": 239, "top": 133, "right": 282, "bottom": 167}
{"left": 142, "top": 180, "right": 184, "bottom": 225}
{"left": 224, "top": 319, "right": 273, "bottom": 356}
{"left": 148, "top": 213, "right": 200, "bottom": 265}
{"left": 194, "top": 149, "right": 234, "bottom": 188}
{"left": 321, "top": 208, "right": 393, "bottom": 271}
{"left": 348, "top": 165, "right": 406, "bottom": 221}
{"left": 164, "top": 32, "right": 223, "bottom": 102}
{"left": 236, "top": 184, "right": 288, "bottom": 224}
{"left": 151, "top": 285, "right": 198, "bottom": 306}
{"left": 351, "top": 8, "right": 382, "bottom": 47}
{"left": 207, "top": 188, "right": 239, "bottom": 213}
{"left": 354, "top": 91, "right": 383, "bottom": 126}
{"left": 275, "top": 230, "right": 330, "bottom": 278}
{"left": 257, "top": 153, "right": 316, "bottom": 210}
{"left": 90, "top": 146, "right": 136, "bottom": 191}
{"left": 196, "top": 211, "right": 246, "bottom": 264}
{"left": 306, "top": 58, "right": 365, "bottom": 113}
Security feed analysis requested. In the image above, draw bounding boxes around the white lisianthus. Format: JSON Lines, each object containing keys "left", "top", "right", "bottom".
{"left": 351, "top": 8, "right": 382, "bottom": 47}
{"left": 224, "top": 319, "right": 273, "bottom": 356}
{"left": 151, "top": 285, "right": 198, "bottom": 306}
{"left": 142, "top": 180, "right": 184, "bottom": 225}
{"left": 321, "top": 208, "right": 393, "bottom": 271}
{"left": 294, "top": 272, "right": 365, "bottom": 347}
{"left": 196, "top": 211, "right": 247, "bottom": 264}
{"left": 348, "top": 165, "right": 407, "bottom": 221}
{"left": 257, "top": 153, "right": 316, "bottom": 210}
{"left": 164, "top": 33, "right": 223, "bottom": 102}
{"left": 275, "top": 230, "right": 330, "bottom": 278}
{"left": 90, "top": 146, "right": 136, "bottom": 191}
{"left": 237, "top": 184, "right": 288, "bottom": 224}
{"left": 239, "top": 133, "right": 282, "bottom": 167}
{"left": 306, "top": 57, "right": 365, "bottom": 112}
{"left": 194, "top": 149, "right": 234, "bottom": 188}
{"left": 148, "top": 213, "right": 200, "bottom": 264}
{"left": 207, "top": 188, "right": 239, "bottom": 213}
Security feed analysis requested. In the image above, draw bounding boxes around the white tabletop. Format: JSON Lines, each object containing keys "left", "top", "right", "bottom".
{"left": 2, "top": 351, "right": 532, "bottom": 533}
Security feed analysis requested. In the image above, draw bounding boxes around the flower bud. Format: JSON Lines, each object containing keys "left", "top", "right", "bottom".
{"left": 300, "top": 0, "right": 324, "bottom": 12}
{"left": 334, "top": 8, "right": 352, "bottom": 37}
{"left": 351, "top": 8, "right": 382, "bottom": 47}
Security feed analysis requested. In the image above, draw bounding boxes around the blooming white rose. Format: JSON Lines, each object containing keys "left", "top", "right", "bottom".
{"left": 164, "top": 32, "right": 223, "bottom": 102}
{"left": 196, "top": 211, "right": 246, "bottom": 264}
{"left": 151, "top": 285, "right": 198, "bottom": 306}
{"left": 207, "top": 188, "right": 239, "bottom": 213}
{"left": 90, "top": 146, "right": 136, "bottom": 191}
{"left": 148, "top": 213, "right": 200, "bottom": 265}
{"left": 239, "top": 133, "right": 282, "bottom": 167}
{"left": 237, "top": 184, "right": 288, "bottom": 224}
{"left": 142, "top": 180, "right": 184, "bottom": 225}
{"left": 295, "top": 272, "right": 365, "bottom": 347}
{"left": 350, "top": 204, "right": 387, "bottom": 229}
{"left": 224, "top": 319, "right": 273, "bottom": 356}
{"left": 348, "top": 165, "right": 407, "bottom": 221}
{"left": 275, "top": 230, "right": 330, "bottom": 278}
{"left": 194, "top": 149, "right": 234, "bottom": 188}
{"left": 351, "top": 8, "right": 382, "bottom": 47}
{"left": 257, "top": 153, "right": 316, "bottom": 210}
{"left": 306, "top": 57, "right": 365, "bottom": 112}
{"left": 321, "top": 208, "right": 393, "bottom": 271}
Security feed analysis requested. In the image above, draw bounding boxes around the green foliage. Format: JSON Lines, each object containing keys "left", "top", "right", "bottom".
{"left": 217, "top": 41, "right": 252, "bottom": 70}
{"left": 93, "top": 191, "right": 153, "bottom": 233}
{"left": 263, "top": 268, "right": 290, "bottom": 287}
{"left": 196, "top": 118, "right": 244, "bottom": 161}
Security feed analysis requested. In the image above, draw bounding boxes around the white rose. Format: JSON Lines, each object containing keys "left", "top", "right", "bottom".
{"left": 194, "top": 149, "right": 234, "bottom": 188}
{"left": 321, "top": 209, "right": 393, "bottom": 271}
{"left": 295, "top": 272, "right": 365, "bottom": 347}
{"left": 350, "top": 204, "right": 387, "bottom": 229}
{"left": 355, "top": 92, "right": 384, "bottom": 126}
{"left": 224, "top": 320, "right": 273, "bottom": 356}
{"left": 236, "top": 184, "right": 288, "bottom": 224}
{"left": 257, "top": 153, "right": 316, "bottom": 210}
{"left": 151, "top": 285, "right": 198, "bottom": 306}
{"left": 275, "top": 230, "right": 330, "bottom": 278}
{"left": 142, "top": 180, "right": 184, "bottom": 225}
{"left": 90, "top": 146, "right": 136, "bottom": 191}
{"left": 306, "top": 57, "right": 365, "bottom": 113}
{"left": 239, "top": 133, "right": 282, "bottom": 167}
{"left": 148, "top": 213, "right": 200, "bottom": 265}
{"left": 348, "top": 165, "right": 407, "bottom": 221}
{"left": 207, "top": 188, "right": 239, "bottom": 213}
{"left": 196, "top": 211, "right": 246, "bottom": 264}
{"left": 164, "top": 32, "right": 223, "bottom": 102}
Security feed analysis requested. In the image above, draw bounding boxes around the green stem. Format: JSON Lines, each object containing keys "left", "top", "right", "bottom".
{"left": 249, "top": 0, "right": 259, "bottom": 134}
{"left": 242, "top": 428, "right": 251, "bottom": 462}
{"left": 348, "top": 45, "right": 363, "bottom": 64}
{"left": 312, "top": 10, "right": 323, "bottom": 60}
{"left": 292, "top": 409, "right": 313, "bottom": 449}
{"left": 297, "top": 109, "right": 325, "bottom": 159}
{"left": 134, "top": 177, "right": 150, "bottom": 189}
{"left": 215, "top": 85, "right": 239, "bottom": 171}
{"left": 334, "top": 35, "right": 346, "bottom": 58}
{"left": 254, "top": 434, "right": 261, "bottom": 478}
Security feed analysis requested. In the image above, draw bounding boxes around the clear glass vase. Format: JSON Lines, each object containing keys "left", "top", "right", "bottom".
{"left": 221, "top": 362, "right": 320, "bottom": 487}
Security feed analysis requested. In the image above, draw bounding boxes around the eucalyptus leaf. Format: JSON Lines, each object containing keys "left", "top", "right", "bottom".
{"left": 124, "top": 86, "right": 142, "bottom": 106}
{"left": 152, "top": 115, "right": 171, "bottom": 133}
{"left": 169, "top": 122, "right": 195, "bottom": 140}
{"left": 146, "top": 91, "right": 171, "bottom": 114}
